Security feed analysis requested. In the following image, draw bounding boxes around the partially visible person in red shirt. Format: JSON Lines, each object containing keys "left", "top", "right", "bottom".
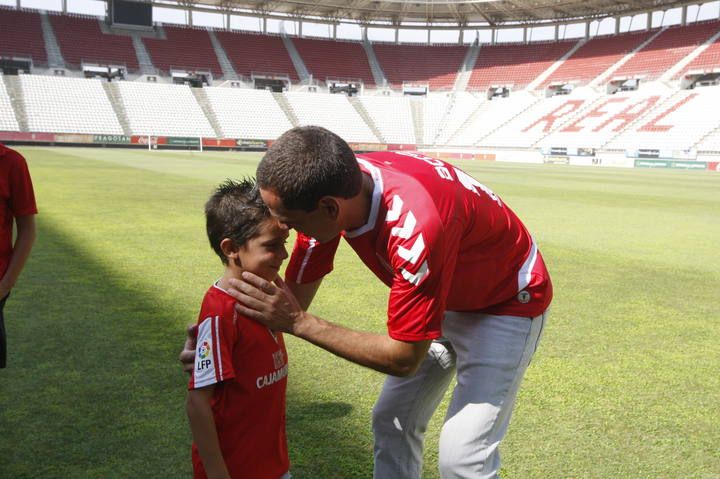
{"left": 0, "top": 144, "right": 37, "bottom": 369}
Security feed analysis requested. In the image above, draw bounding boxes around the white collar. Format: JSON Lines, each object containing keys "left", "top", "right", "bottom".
{"left": 345, "top": 157, "right": 383, "bottom": 238}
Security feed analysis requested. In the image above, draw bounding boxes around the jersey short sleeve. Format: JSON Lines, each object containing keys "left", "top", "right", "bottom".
{"left": 284, "top": 232, "right": 341, "bottom": 284}
{"left": 383, "top": 195, "right": 462, "bottom": 342}
{"left": 189, "top": 299, "right": 237, "bottom": 389}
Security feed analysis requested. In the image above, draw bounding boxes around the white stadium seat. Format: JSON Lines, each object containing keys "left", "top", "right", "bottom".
{"left": 434, "top": 92, "right": 484, "bottom": 146}
{"left": 204, "top": 87, "right": 292, "bottom": 140}
{"left": 482, "top": 88, "right": 603, "bottom": 148}
{"left": 117, "top": 81, "right": 215, "bottom": 137}
{"left": 284, "top": 91, "right": 378, "bottom": 143}
{"left": 359, "top": 95, "right": 415, "bottom": 144}
{"left": 20, "top": 75, "right": 123, "bottom": 134}
{"left": 0, "top": 77, "right": 19, "bottom": 132}
{"left": 697, "top": 125, "right": 720, "bottom": 152}
{"left": 451, "top": 92, "right": 540, "bottom": 147}
{"left": 423, "top": 93, "right": 451, "bottom": 145}
{"left": 605, "top": 86, "right": 720, "bottom": 151}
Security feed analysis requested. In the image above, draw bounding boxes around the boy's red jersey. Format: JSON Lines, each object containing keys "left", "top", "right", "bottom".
{"left": 189, "top": 284, "right": 289, "bottom": 479}
{"left": 285, "top": 151, "right": 552, "bottom": 342}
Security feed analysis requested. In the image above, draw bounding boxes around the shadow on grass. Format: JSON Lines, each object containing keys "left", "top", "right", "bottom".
{"left": 287, "top": 400, "right": 375, "bottom": 478}
{"left": 0, "top": 218, "right": 371, "bottom": 478}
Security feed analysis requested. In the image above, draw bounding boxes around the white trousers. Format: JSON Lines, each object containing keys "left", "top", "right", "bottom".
{"left": 372, "top": 310, "right": 547, "bottom": 479}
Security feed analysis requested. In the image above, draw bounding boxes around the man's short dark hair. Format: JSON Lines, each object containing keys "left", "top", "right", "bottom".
{"left": 257, "top": 126, "right": 362, "bottom": 211}
{"left": 205, "top": 178, "right": 270, "bottom": 264}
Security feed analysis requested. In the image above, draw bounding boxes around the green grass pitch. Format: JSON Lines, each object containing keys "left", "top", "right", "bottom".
{"left": 1, "top": 147, "right": 718, "bottom": 478}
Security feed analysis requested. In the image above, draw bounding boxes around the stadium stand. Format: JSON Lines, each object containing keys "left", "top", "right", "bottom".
{"left": 20, "top": 75, "right": 123, "bottom": 134}
{"left": 468, "top": 41, "right": 577, "bottom": 91}
{"left": 3, "top": 4, "right": 720, "bottom": 162}
{"left": 215, "top": 31, "right": 298, "bottom": 80}
{"left": 434, "top": 92, "right": 484, "bottom": 145}
{"left": 605, "top": 87, "right": 720, "bottom": 151}
{"left": 373, "top": 44, "right": 466, "bottom": 89}
{"left": 697, "top": 126, "right": 720, "bottom": 152}
{"left": 49, "top": 14, "right": 139, "bottom": 71}
{"left": 284, "top": 91, "right": 378, "bottom": 142}
{"left": 0, "top": 7, "right": 47, "bottom": 65}
{"left": 116, "top": 81, "right": 215, "bottom": 137}
{"left": 674, "top": 32, "right": 720, "bottom": 79}
{"left": 294, "top": 38, "right": 375, "bottom": 85}
{"left": 613, "top": 21, "right": 720, "bottom": 80}
{"left": 0, "top": 78, "right": 19, "bottom": 132}
{"left": 534, "top": 83, "right": 673, "bottom": 149}
{"left": 542, "top": 30, "right": 656, "bottom": 87}
{"left": 358, "top": 95, "right": 415, "bottom": 143}
{"left": 203, "top": 87, "right": 293, "bottom": 139}
{"left": 480, "top": 90, "right": 595, "bottom": 147}
{"left": 450, "top": 92, "right": 540, "bottom": 146}
{"left": 143, "top": 26, "right": 222, "bottom": 76}
{"left": 423, "top": 93, "right": 451, "bottom": 145}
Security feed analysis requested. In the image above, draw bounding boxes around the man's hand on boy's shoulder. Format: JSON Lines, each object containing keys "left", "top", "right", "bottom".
{"left": 179, "top": 324, "right": 198, "bottom": 374}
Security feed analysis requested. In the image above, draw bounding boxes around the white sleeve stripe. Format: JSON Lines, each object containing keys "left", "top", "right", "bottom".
{"left": 517, "top": 238, "right": 538, "bottom": 292}
{"left": 401, "top": 260, "right": 429, "bottom": 286}
{"left": 296, "top": 237, "right": 317, "bottom": 283}
{"left": 193, "top": 316, "right": 219, "bottom": 389}
{"left": 214, "top": 315, "right": 223, "bottom": 380}
{"left": 397, "top": 233, "right": 425, "bottom": 264}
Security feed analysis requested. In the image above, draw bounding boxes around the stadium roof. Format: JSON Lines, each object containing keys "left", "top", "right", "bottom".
{"left": 168, "top": 0, "right": 699, "bottom": 27}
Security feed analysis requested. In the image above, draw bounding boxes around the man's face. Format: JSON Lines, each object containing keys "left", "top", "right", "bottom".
{"left": 260, "top": 188, "right": 341, "bottom": 243}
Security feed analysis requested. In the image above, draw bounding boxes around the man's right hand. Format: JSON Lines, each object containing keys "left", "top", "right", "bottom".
{"left": 179, "top": 324, "right": 198, "bottom": 374}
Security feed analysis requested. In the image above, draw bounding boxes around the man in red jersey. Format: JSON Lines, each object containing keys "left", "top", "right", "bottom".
{"left": 187, "top": 179, "right": 291, "bottom": 479}
{"left": 182, "top": 126, "right": 552, "bottom": 479}
{"left": 0, "top": 144, "right": 37, "bottom": 369}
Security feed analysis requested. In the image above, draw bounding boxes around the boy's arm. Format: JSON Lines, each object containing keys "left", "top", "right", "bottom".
{"left": 0, "top": 215, "right": 37, "bottom": 299}
{"left": 186, "top": 386, "right": 231, "bottom": 479}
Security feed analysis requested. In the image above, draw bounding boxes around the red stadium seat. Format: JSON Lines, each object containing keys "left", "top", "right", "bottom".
{"left": 675, "top": 23, "right": 720, "bottom": 78}
{"left": 294, "top": 37, "right": 374, "bottom": 85}
{"left": 373, "top": 44, "right": 467, "bottom": 89}
{"left": 468, "top": 41, "right": 576, "bottom": 91}
{"left": 50, "top": 13, "right": 138, "bottom": 71}
{"left": 143, "top": 26, "right": 222, "bottom": 76}
{"left": 614, "top": 21, "right": 720, "bottom": 80}
{"left": 542, "top": 30, "right": 656, "bottom": 87}
{"left": 0, "top": 7, "right": 47, "bottom": 65}
{"left": 215, "top": 31, "right": 298, "bottom": 80}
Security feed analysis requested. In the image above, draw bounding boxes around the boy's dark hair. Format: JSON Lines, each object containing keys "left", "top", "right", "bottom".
{"left": 257, "top": 126, "right": 362, "bottom": 212}
{"left": 205, "top": 178, "right": 270, "bottom": 265}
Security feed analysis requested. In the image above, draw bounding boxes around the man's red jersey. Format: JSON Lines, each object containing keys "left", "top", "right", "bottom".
{"left": 285, "top": 151, "right": 552, "bottom": 342}
{"left": 189, "top": 284, "right": 289, "bottom": 479}
{"left": 0, "top": 144, "right": 37, "bottom": 277}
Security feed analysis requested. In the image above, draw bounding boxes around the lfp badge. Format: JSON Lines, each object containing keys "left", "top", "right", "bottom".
{"left": 199, "top": 340, "right": 212, "bottom": 360}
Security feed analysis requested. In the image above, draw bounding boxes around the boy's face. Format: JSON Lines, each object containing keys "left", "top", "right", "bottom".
{"left": 237, "top": 218, "right": 290, "bottom": 282}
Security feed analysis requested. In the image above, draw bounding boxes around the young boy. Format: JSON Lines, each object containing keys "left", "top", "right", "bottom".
{"left": 187, "top": 178, "right": 291, "bottom": 479}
